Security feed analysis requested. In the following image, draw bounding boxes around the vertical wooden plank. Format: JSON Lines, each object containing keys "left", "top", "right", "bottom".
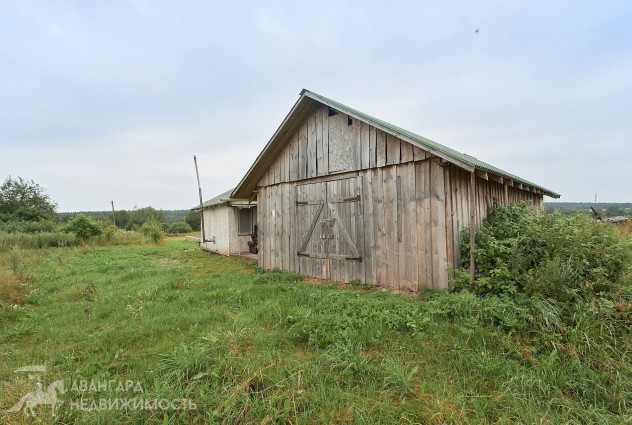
{"left": 430, "top": 160, "right": 448, "bottom": 289}
{"left": 413, "top": 145, "right": 427, "bottom": 161}
{"left": 383, "top": 166, "right": 399, "bottom": 290}
{"left": 469, "top": 172, "right": 476, "bottom": 284}
{"left": 307, "top": 111, "right": 317, "bottom": 178}
{"left": 282, "top": 184, "right": 290, "bottom": 270}
{"left": 316, "top": 106, "right": 325, "bottom": 176}
{"left": 361, "top": 171, "right": 374, "bottom": 285}
{"left": 284, "top": 143, "right": 290, "bottom": 183}
{"left": 276, "top": 184, "right": 283, "bottom": 269}
{"left": 422, "top": 161, "right": 433, "bottom": 287}
{"left": 279, "top": 146, "right": 285, "bottom": 184}
{"left": 386, "top": 133, "right": 401, "bottom": 166}
{"left": 444, "top": 166, "right": 455, "bottom": 273}
{"left": 262, "top": 168, "right": 270, "bottom": 187}
{"left": 327, "top": 180, "right": 339, "bottom": 282}
{"left": 400, "top": 140, "right": 414, "bottom": 163}
{"left": 352, "top": 118, "right": 362, "bottom": 171}
{"left": 270, "top": 185, "right": 277, "bottom": 268}
{"left": 372, "top": 168, "right": 387, "bottom": 286}
{"left": 453, "top": 168, "right": 462, "bottom": 268}
{"left": 415, "top": 161, "right": 430, "bottom": 289}
{"left": 376, "top": 129, "right": 386, "bottom": 167}
{"left": 360, "top": 121, "right": 370, "bottom": 170}
{"left": 322, "top": 108, "right": 329, "bottom": 175}
{"left": 263, "top": 187, "right": 271, "bottom": 270}
{"left": 277, "top": 184, "right": 284, "bottom": 269}
{"left": 279, "top": 146, "right": 286, "bottom": 184}
{"left": 298, "top": 122, "right": 308, "bottom": 180}
{"left": 288, "top": 184, "right": 296, "bottom": 273}
{"left": 368, "top": 125, "right": 377, "bottom": 169}
{"left": 355, "top": 177, "right": 364, "bottom": 282}
{"left": 396, "top": 175, "right": 402, "bottom": 243}
{"left": 296, "top": 183, "right": 308, "bottom": 276}
{"left": 289, "top": 133, "right": 298, "bottom": 182}
{"left": 274, "top": 153, "right": 281, "bottom": 185}
{"left": 398, "top": 163, "right": 417, "bottom": 292}
{"left": 257, "top": 187, "right": 265, "bottom": 268}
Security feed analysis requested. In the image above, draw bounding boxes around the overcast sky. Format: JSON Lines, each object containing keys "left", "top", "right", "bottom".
{"left": 1, "top": 1, "right": 631, "bottom": 211}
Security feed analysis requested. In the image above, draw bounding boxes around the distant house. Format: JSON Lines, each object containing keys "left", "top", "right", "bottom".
{"left": 231, "top": 89, "right": 560, "bottom": 291}
{"left": 192, "top": 188, "right": 257, "bottom": 256}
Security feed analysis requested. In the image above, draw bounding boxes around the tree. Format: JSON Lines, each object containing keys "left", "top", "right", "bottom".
{"left": 108, "top": 210, "right": 131, "bottom": 229}
{"left": 606, "top": 205, "right": 624, "bottom": 217}
{"left": 64, "top": 214, "right": 102, "bottom": 240}
{"left": 185, "top": 210, "right": 201, "bottom": 231}
{"left": 126, "top": 206, "right": 165, "bottom": 230}
{"left": 139, "top": 219, "right": 164, "bottom": 243}
{"left": 168, "top": 222, "right": 193, "bottom": 234}
{"left": 0, "top": 176, "right": 57, "bottom": 221}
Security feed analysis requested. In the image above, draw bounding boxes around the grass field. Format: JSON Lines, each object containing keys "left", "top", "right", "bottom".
{"left": 1, "top": 238, "right": 630, "bottom": 424}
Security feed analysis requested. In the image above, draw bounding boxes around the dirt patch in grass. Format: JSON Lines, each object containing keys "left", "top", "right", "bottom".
{"left": 0, "top": 275, "right": 27, "bottom": 305}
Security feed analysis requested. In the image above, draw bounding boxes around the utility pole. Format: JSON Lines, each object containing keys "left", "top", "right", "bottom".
{"left": 193, "top": 155, "right": 207, "bottom": 243}
{"left": 111, "top": 200, "right": 116, "bottom": 227}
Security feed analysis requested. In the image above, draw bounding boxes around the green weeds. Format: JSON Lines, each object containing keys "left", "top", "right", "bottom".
{"left": 0, "top": 238, "right": 630, "bottom": 423}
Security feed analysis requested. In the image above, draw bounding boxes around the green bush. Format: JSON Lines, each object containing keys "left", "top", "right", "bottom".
{"left": 460, "top": 203, "right": 632, "bottom": 302}
{"left": 168, "top": 221, "right": 193, "bottom": 234}
{"left": 139, "top": 219, "right": 164, "bottom": 243}
{"left": 98, "top": 224, "right": 122, "bottom": 244}
{"left": 63, "top": 214, "right": 102, "bottom": 241}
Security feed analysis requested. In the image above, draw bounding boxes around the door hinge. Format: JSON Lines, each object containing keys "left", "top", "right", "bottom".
{"left": 343, "top": 195, "right": 361, "bottom": 202}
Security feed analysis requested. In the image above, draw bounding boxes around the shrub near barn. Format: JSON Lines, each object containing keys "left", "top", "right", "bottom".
{"left": 458, "top": 203, "right": 632, "bottom": 302}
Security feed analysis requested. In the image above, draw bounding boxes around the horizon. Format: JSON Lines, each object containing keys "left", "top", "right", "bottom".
{"left": 2, "top": 1, "right": 631, "bottom": 210}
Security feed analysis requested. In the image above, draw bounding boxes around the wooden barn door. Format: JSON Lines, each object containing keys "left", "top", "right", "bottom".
{"left": 326, "top": 177, "right": 364, "bottom": 282}
{"left": 295, "top": 177, "right": 364, "bottom": 282}
{"left": 296, "top": 181, "right": 329, "bottom": 278}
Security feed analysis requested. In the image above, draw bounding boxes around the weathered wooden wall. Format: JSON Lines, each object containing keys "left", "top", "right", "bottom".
{"left": 258, "top": 104, "right": 430, "bottom": 187}
{"left": 256, "top": 105, "right": 544, "bottom": 290}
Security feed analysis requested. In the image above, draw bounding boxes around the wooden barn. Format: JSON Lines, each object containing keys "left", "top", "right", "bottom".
{"left": 232, "top": 89, "right": 560, "bottom": 291}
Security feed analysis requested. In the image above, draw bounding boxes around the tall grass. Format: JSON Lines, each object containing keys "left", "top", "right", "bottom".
{"left": 0, "top": 230, "right": 78, "bottom": 251}
{"left": 618, "top": 219, "right": 632, "bottom": 237}
{"left": 1, "top": 239, "right": 630, "bottom": 423}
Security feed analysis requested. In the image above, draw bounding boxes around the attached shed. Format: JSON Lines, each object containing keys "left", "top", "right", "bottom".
{"left": 193, "top": 188, "right": 257, "bottom": 256}
{"left": 232, "top": 89, "right": 560, "bottom": 290}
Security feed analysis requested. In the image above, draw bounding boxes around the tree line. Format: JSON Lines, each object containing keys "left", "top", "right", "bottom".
{"left": 544, "top": 202, "right": 631, "bottom": 217}
{"left": 0, "top": 176, "right": 200, "bottom": 235}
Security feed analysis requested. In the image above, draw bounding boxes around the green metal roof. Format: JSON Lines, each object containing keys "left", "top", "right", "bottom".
{"left": 193, "top": 188, "right": 257, "bottom": 210}
{"left": 192, "top": 188, "right": 235, "bottom": 210}
{"left": 301, "top": 89, "right": 560, "bottom": 198}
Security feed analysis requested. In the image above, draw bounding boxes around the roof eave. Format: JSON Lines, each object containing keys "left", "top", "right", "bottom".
{"left": 233, "top": 88, "right": 559, "bottom": 200}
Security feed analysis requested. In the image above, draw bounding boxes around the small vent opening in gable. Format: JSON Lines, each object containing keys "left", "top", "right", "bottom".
{"left": 347, "top": 116, "right": 352, "bottom": 126}
{"left": 328, "top": 107, "right": 338, "bottom": 117}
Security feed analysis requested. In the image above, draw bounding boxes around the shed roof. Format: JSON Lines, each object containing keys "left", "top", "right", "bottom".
{"left": 192, "top": 188, "right": 257, "bottom": 210}
{"left": 191, "top": 188, "right": 234, "bottom": 210}
{"left": 232, "top": 89, "right": 560, "bottom": 199}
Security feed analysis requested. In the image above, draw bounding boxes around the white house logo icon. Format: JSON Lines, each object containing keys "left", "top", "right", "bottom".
{"left": 6, "top": 365, "right": 65, "bottom": 418}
